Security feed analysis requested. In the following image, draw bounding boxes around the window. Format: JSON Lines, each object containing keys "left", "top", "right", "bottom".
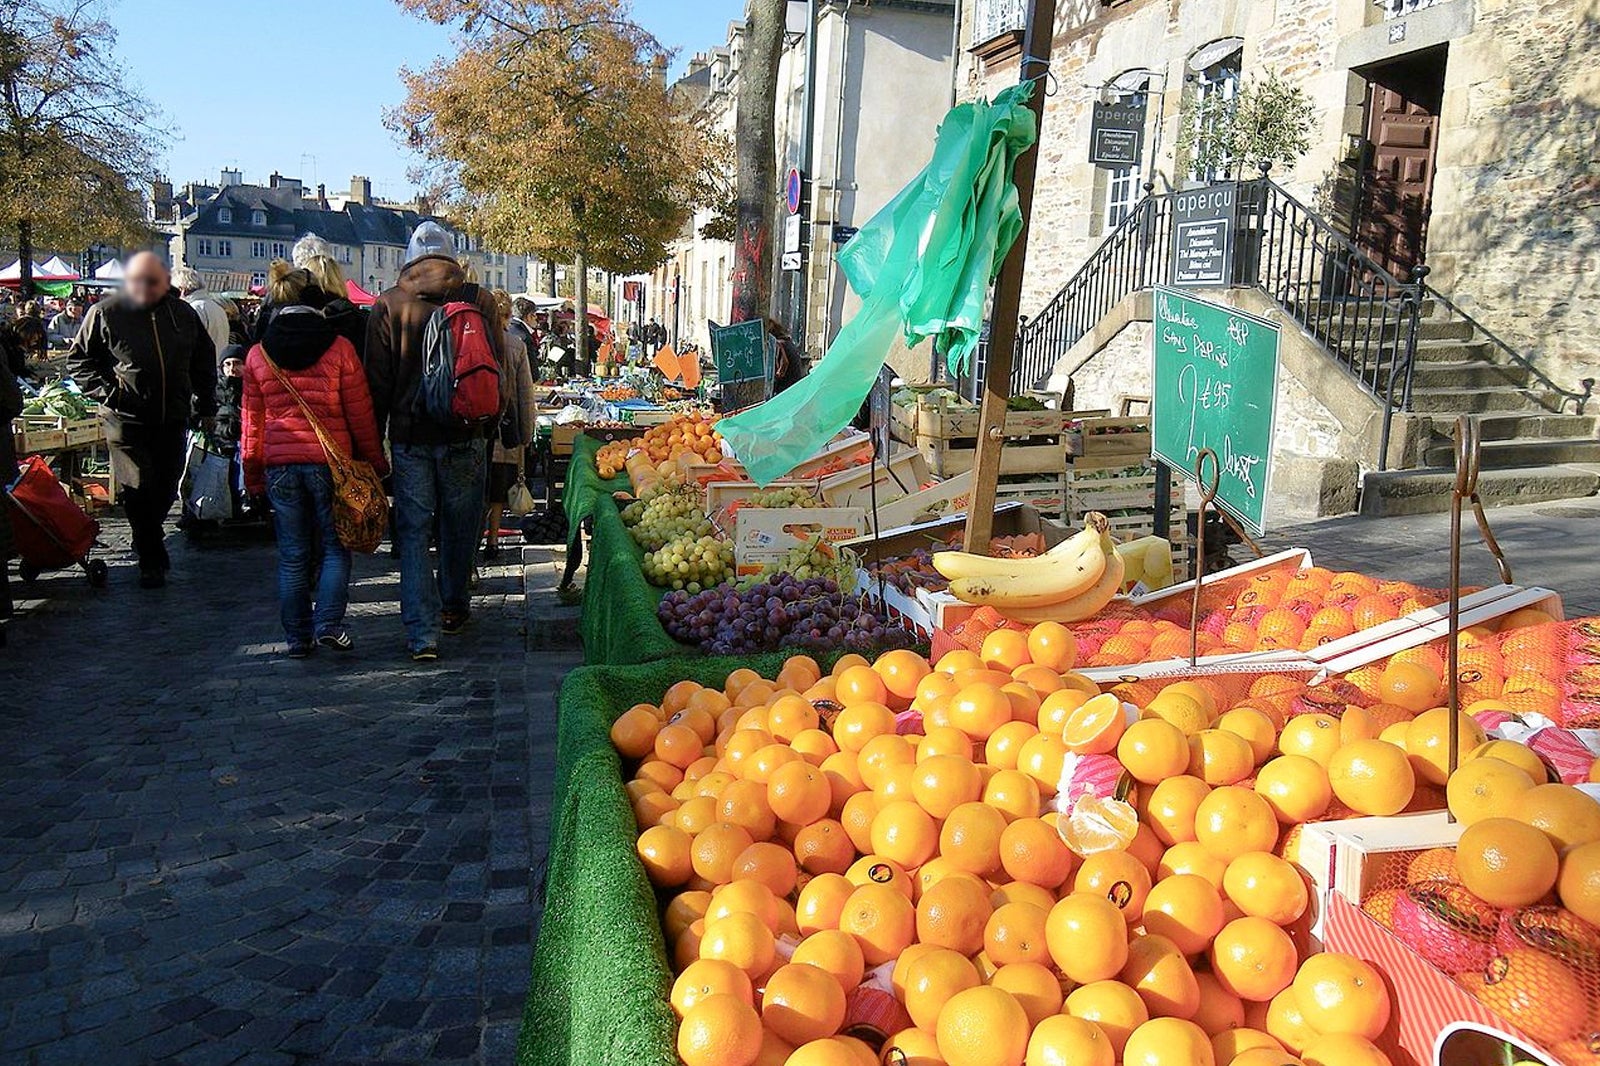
{"left": 250, "top": 271, "right": 266, "bottom": 289}
{"left": 972, "top": 0, "right": 1025, "bottom": 45}
{"left": 250, "top": 240, "right": 268, "bottom": 259}
{"left": 194, "top": 238, "right": 213, "bottom": 256}
{"left": 375, "top": 247, "right": 386, "bottom": 268}
{"left": 340, "top": 246, "right": 352, "bottom": 264}
{"left": 251, "top": 210, "right": 266, "bottom": 226}
{"left": 217, "top": 239, "right": 232, "bottom": 257}
{"left": 217, "top": 207, "right": 232, "bottom": 224}
{"left": 270, "top": 241, "right": 288, "bottom": 259}
{"left": 1187, "top": 40, "right": 1244, "bottom": 183}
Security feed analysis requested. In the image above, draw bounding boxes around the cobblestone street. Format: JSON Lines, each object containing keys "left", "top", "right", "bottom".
{"left": 0, "top": 523, "right": 576, "bottom": 1065}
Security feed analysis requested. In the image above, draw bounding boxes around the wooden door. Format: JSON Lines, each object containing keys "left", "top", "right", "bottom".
{"left": 1355, "top": 82, "right": 1439, "bottom": 278}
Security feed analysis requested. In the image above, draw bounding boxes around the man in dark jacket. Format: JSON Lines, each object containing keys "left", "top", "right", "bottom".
{"left": 365, "top": 222, "right": 501, "bottom": 660}
{"left": 68, "top": 252, "right": 218, "bottom": 587}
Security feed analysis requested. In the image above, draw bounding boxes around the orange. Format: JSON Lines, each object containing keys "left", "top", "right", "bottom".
{"left": 880, "top": 1028, "right": 944, "bottom": 1066}
{"left": 838, "top": 882, "right": 916, "bottom": 966}
{"left": 767, "top": 695, "right": 821, "bottom": 742}
{"left": 1159, "top": 841, "right": 1228, "bottom": 888}
{"left": 1023, "top": 1015, "right": 1113, "bottom": 1066}
{"left": 1359, "top": 888, "right": 1403, "bottom": 930}
{"left": 981, "top": 628, "right": 1032, "bottom": 672}
{"left": 747, "top": 743, "right": 803, "bottom": 785}
{"left": 871, "top": 800, "right": 939, "bottom": 869}
{"left": 1277, "top": 715, "right": 1341, "bottom": 768}
{"left": 676, "top": 992, "right": 763, "bottom": 1066}
{"left": 791, "top": 929, "right": 864, "bottom": 993}
{"left": 1223, "top": 852, "right": 1308, "bottom": 926}
{"left": 667, "top": 678, "right": 707, "bottom": 714}
{"left": 1046, "top": 893, "right": 1130, "bottom": 984}
{"left": 913, "top": 754, "right": 984, "bottom": 819}
{"left": 1118, "top": 719, "right": 1191, "bottom": 785}
{"left": 1327, "top": 739, "right": 1415, "bottom": 817}
{"left": 875, "top": 649, "right": 932, "bottom": 703}
{"left": 846, "top": 855, "right": 914, "bottom": 899}
{"left": 934, "top": 985, "right": 1029, "bottom": 1066}
{"left": 985, "top": 963, "right": 1060, "bottom": 1030}
{"left": 632, "top": 789, "right": 678, "bottom": 830}
{"left": 913, "top": 856, "right": 962, "bottom": 901}
{"left": 768, "top": 760, "right": 832, "bottom": 826}
{"left": 940, "top": 802, "right": 1008, "bottom": 878}
{"left": 708, "top": 880, "right": 783, "bottom": 930}
{"left": 838, "top": 664, "right": 890, "bottom": 706}
{"left": 1059, "top": 795, "right": 1141, "bottom": 857}
{"left": 796, "top": 873, "right": 855, "bottom": 935}
{"left": 1210, "top": 917, "right": 1298, "bottom": 1002}
{"left": 1253, "top": 756, "right": 1332, "bottom": 825}
{"left": 999, "top": 817, "right": 1075, "bottom": 888}
{"left": 1377, "top": 660, "right": 1440, "bottom": 713}
{"left": 937, "top": 649, "right": 985, "bottom": 675}
{"left": 1190, "top": 971, "right": 1246, "bottom": 1036}
{"left": 1403, "top": 707, "right": 1488, "bottom": 786}
{"left": 903, "top": 946, "right": 981, "bottom": 1030}
{"left": 1143, "top": 874, "right": 1226, "bottom": 955}
{"left": 985, "top": 724, "right": 1040, "bottom": 773}
{"left": 1143, "top": 776, "right": 1212, "bottom": 846}
{"left": 1405, "top": 847, "right": 1459, "bottom": 886}
{"left": 1558, "top": 840, "right": 1600, "bottom": 926}
{"left": 1075, "top": 850, "right": 1153, "bottom": 923}
{"left": 1120, "top": 933, "right": 1202, "bottom": 1019}
{"left": 1263, "top": 987, "right": 1319, "bottom": 1054}
{"left": 637, "top": 824, "right": 694, "bottom": 887}
{"left": 1211, "top": 1028, "right": 1285, "bottom": 1064}
{"left": 1291, "top": 952, "right": 1390, "bottom": 1040}
{"left": 1016, "top": 734, "right": 1068, "bottom": 797}
{"left": 634, "top": 759, "right": 683, "bottom": 792}
{"left": 1194, "top": 787, "right": 1279, "bottom": 863}
{"left": 761, "top": 962, "right": 847, "bottom": 1046}
{"left": 672, "top": 958, "right": 754, "bottom": 1016}
{"left": 1464, "top": 739, "right": 1547, "bottom": 783}
{"left": 779, "top": 654, "right": 823, "bottom": 691}
{"left": 1027, "top": 621, "right": 1079, "bottom": 671}
{"left": 983, "top": 902, "right": 1050, "bottom": 967}
{"left": 834, "top": 701, "right": 897, "bottom": 753}
{"left": 723, "top": 728, "right": 775, "bottom": 768}
{"left": 666, "top": 891, "right": 713, "bottom": 941}
{"left": 917, "top": 874, "right": 994, "bottom": 956}
{"left": 655, "top": 722, "right": 705, "bottom": 769}
{"left": 1121, "top": 1017, "right": 1215, "bottom": 1066}
{"left": 673, "top": 707, "right": 719, "bottom": 746}
{"left": 1511, "top": 782, "right": 1600, "bottom": 851}
{"left": 1457, "top": 948, "right": 1589, "bottom": 1047}
{"left": 990, "top": 880, "right": 1055, "bottom": 911}
{"left": 920, "top": 725, "right": 976, "bottom": 761}
{"left": 859, "top": 735, "right": 917, "bottom": 792}
{"left": 1145, "top": 689, "right": 1211, "bottom": 736}
{"left": 1063, "top": 693, "right": 1129, "bottom": 754}
{"left": 1011, "top": 663, "right": 1066, "bottom": 698}
{"left": 1065, "top": 980, "right": 1148, "bottom": 1058}
{"left": 1214, "top": 708, "right": 1278, "bottom": 766}
{"left": 841, "top": 790, "right": 883, "bottom": 854}
{"left": 700, "top": 911, "right": 776, "bottom": 979}
{"left": 718, "top": 780, "right": 778, "bottom": 840}
{"left": 1128, "top": 823, "right": 1165, "bottom": 879}
{"left": 1037, "top": 688, "right": 1091, "bottom": 734}
{"left": 1445, "top": 756, "right": 1536, "bottom": 826}
{"left": 1456, "top": 817, "right": 1559, "bottom": 907}
{"left": 792, "top": 819, "right": 855, "bottom": 876}
{"left": 983, "top": 768, "right": 1042, "bottom": 822}
{"left": 693, "top": 822, "right": 756, "bottom": 885}
{"left": 1299, "top": 1036, "right": 1388, "bottom": 1066}
{"left": 611, "top": 705, "right": 662, "bottom": 759}
{"left": 950, "top": 683, "right": 1015, "bottom": 741}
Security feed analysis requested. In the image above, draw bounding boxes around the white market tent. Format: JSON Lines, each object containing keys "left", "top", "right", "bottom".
{"left": 0, "top": 259, "right": 47, "bottom": 281}
{"left": 37, "top": 255, "right": 80, "bottom": 280}
{"left": 94, "top": 259, "right": 125, "bottom": 281}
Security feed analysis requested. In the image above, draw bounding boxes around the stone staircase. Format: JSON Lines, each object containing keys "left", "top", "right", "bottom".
{"left": 1355, "top": 301, "right": 1599, "bottom": 515}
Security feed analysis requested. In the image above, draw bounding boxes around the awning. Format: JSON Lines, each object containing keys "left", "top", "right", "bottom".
{"left": 38, "top": 256, "right": 80, "bottom": 280}
{"left": 346, "top": 278, "right": 377, "bottom": 306}
{"left": 93, "top": 259, "right": 126, "bottom": 281}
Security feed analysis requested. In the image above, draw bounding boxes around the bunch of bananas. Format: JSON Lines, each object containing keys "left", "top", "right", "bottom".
{"left": 932, "top": 512, "right": 1124, "bottom": 624}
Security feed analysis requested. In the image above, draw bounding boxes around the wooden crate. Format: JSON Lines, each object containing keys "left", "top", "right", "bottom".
{"left": 995, "top": 475, "right": 1068, "bottom": 519}
{"left": 14, "top": 416, "right": 67, "bottom": 454}
{"left": 64, "top": 418, "right": 104, "bottom": 447}
{"left": 549, "top": 424, "right": 583, "bottom": 456}
{"left": 1069, "top": 416, "right": 1152, "bottom": 470}
{"left": 1066, "top": 465, "right": 1190, "bottom": 576}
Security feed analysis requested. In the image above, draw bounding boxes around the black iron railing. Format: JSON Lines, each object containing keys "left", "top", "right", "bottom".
{"left": 1420, "top": 286, "right": 1593, "bottom": 415}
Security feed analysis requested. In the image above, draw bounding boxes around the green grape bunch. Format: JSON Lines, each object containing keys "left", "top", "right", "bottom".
{"left": 642, "top": 533, "right": 734, "bottom": 592}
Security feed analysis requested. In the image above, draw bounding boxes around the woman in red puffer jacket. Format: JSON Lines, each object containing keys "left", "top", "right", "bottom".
{"left": 242, "top": 264, "right": 389, "bottom": 658}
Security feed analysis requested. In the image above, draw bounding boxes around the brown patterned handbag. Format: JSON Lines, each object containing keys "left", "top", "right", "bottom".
{"left": 263, "top": 355, "right": 389, "bottom": 553}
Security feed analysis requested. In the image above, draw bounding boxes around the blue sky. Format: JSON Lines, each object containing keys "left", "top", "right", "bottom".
{"left": 111, "top": 0, "right": 745, "bottom": 201}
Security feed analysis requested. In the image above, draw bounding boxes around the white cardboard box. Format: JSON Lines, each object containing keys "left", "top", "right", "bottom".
{"left": 734, "top": 507, "right": 870, "bottom": 577}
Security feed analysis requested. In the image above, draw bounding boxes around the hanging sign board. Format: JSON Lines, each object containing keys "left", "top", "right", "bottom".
{"left": 1089, "top": 100, "right": 1146, "bottom": 169}
{"left": 1169, "top": 182, "right": 1237, "bottom": 287}
{"left": 1151, "top": 287, "right": 1280, "bottom": 534}
{"left": 711, "top": 319, "right": 774, "bottom": 412}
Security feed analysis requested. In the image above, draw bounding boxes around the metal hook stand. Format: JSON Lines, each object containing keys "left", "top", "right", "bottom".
{"left": 1188, "top": 449, "right": 1221, "bottom": 669}
{"left": 1445, "top": 415, "right": 1514, "bottom": 822}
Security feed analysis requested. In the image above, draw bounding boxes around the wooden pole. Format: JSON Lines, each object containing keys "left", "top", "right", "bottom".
{"left": 963, "top": 0, "right": 1058, "bottom": 552}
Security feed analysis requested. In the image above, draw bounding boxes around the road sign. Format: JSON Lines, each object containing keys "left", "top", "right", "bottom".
{"left": 1169, "top": 183, "right": 1236, "bottom": 288}
{"left": 832, "top": 225, "right": 860, "bottom": 245}
{"left": 781, "top": 251, "right": 802, "bottom": 271}
{"left": 1089, "top": 100, "right": 1145, "bottom": 169}
{"left": 1151, "top": 287, "right": 1281, "bottom": 534}
{"left": 786, "top": 167, "right": 804, "bottom": 214}
{"left": 783, "top": 214, "right": 802, "bottom": 255}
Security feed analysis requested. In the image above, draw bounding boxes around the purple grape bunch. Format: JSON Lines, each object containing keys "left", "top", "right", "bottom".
{"left": 658, "top": 573, "right": 916, "bottom": 656}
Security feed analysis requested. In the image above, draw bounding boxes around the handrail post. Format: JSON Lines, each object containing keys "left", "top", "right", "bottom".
{"left": 1403, "top": 264, "right": 1429, "bottom": 411}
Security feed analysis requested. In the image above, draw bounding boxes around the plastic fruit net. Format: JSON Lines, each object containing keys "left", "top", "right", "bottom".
{"left": 1358, "top": 846, "right": 1600, "bottom": 1063}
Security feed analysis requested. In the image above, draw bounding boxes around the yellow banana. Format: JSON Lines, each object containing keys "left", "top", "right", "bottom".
{"left": 994, "top": 535, "right": 1127, "bottom": 624}
{"left": 931, "top": 516, "right": 1101, "bottom": 583}
{"left": 942, "top": 514, "right": 1110, "bottom": 608}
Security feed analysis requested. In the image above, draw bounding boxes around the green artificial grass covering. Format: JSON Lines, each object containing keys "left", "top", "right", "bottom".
{"left": 562, "top": 435, "right": 627, "bottom": 553}
{"left": 578, "top": 490, "right": 697, "bottom": 666}
{"left": 519, "top": 654, "right": 823, "bottom": 1066}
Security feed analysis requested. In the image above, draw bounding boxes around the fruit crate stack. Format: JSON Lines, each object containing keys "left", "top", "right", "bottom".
{"left": 1066, "top": 460, "right": 1190, "bottom": 579}
{"left": 900, "top": 395, "right": 1100, "bottom": 479}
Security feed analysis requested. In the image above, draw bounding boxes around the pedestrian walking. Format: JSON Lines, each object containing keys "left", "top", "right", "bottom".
{"left": 484, "top": 290, "right": 536, "bottom": 561}
{"left": 365, "top": 221, "right": 502, "bottom": 661}
{"left": 0, "top": 317, "right": 39, "bottom": 639}
{"left": 173, "top": 265, "right": 233, "bottom": 358}
{"left": 67, "top": 252, "right": 217, "bottom": 587}
{"left": 241, "top": 303, "right": 388, "bottom": 658}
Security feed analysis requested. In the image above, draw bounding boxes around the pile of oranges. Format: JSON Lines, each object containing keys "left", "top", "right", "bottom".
{"left": 596, "top": 412, "right": 723, "bottom": 481}
{"left": 605, "top": 620, "right": 1600, "bottom": 1066}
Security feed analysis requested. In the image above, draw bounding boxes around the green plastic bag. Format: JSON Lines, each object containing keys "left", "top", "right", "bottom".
{"left": 718, "top": 83, "right": 1038, "bottom": 486}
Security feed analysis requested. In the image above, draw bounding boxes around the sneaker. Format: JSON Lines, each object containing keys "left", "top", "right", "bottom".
{"left": 138, "top": 569, "right": 166, "bottom": 589}
{"left": 441, "top": 611, "right": 470, "bottom": 636}
{"left": 411, "top": 646, "right": 440, "bottom": 663}
{"left": 317, "top": 631, "right": 354, "bottom": 652}
{"left": 286, "top": 643, "right": 313, "bottom": 659}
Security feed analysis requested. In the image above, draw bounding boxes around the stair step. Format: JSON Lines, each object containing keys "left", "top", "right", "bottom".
{"left": 1421, "top": 437, "right": 1600, "bottom": 468}
{"left": 1417, "top": 320, "right": 1475, "bottom": 341}
{"left": 1406, "top": 386, "right": 1560, "bottom": 415}
{"left": 1450, "top": 413, "right": 1599, "bottom": 442}
{"left": 1361, "top": 465, "right": 1600, "bottom": 516}
{"left": 1396, "top": 362, "right": 1532, "bottom": 390}
{"left": 1408, "top": 339, "right": 1502, "bottom": 363}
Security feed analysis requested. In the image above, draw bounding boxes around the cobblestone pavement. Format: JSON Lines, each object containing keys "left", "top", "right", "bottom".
{"left": 0, "top": 519, "right": 577, "bottom": 1065}
{"left": 1261, "top": 495, "right": 1600, "bottom": 617}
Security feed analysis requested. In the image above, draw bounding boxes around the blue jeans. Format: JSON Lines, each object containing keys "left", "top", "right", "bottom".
{"left": 392, "top": 440, "right": 487, "bottom": 651}
{"left": 266, "top": 464, "right": 351, "bottom": 646}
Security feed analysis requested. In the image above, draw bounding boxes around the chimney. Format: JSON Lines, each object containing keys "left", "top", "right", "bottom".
{"left": 269, "top": 170, "right": 282, "bottom": 188}
{"left": 150, "top": 178, "right": 174, "bottom": 221}
{"left": 416, "top": 194, "right": 433, "bottom": 217}
{"left": 219, "top": 167, "right": 241, "bottom": 187}
{"left": 316, "top": 183, "right": 328, "bottom": 209}
{"left": 651, "top": 54, "right": 668, "bottom": 86}
{"left": 350, "top": 176, "right": 372, "bottom": 206}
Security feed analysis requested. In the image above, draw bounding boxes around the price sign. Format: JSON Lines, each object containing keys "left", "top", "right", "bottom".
{"left": 1151, "top": 287, "right": 1280, "bottom": 534}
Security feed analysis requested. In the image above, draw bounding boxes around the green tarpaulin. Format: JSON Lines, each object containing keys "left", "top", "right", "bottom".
{"left": 717, "top": 83, "right": 1039, "bottom": 485}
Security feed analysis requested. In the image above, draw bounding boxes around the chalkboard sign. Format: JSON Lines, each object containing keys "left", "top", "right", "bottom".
{"left": 1169, "top": 183, "right": 1236, "bottom": 288}
{"left": 1150, "top": 287, "right": 1280, "bottom": 535}
{"left": 711, "top": 319, "right": 773, "bottom": 412}
{"left": 1089, "top": 100, "right": 1145, "bottom": 169}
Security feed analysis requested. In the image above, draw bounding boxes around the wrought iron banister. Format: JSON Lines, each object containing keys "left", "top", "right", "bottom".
{"left": 1421, "top": 285, "right": 1593, "bottom": 415}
